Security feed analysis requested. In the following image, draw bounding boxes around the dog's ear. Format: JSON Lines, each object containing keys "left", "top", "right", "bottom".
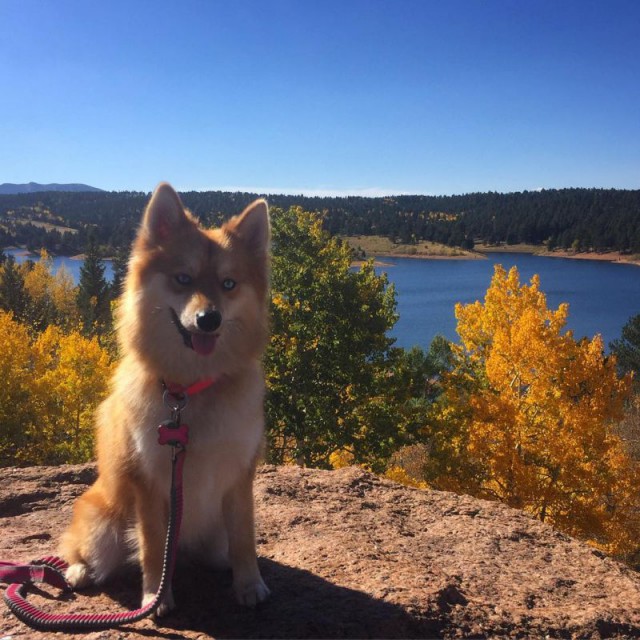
{"left": 142, "top": 183, "right": 189, "bottom": 244}
{"left": 228, "top": 198, "right": 270, "bottom": 257}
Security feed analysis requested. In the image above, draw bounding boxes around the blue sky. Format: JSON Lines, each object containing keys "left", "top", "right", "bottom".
{"left": 1, "top": 0, "right": 639, "bottom": 196}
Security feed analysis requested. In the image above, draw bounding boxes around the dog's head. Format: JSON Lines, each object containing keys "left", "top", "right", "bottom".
{"left": 118, "top": 182, "right": 270, "bottom": 382}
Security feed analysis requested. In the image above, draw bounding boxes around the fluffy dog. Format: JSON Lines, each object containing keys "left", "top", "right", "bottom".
{"left": 60, "top": 183, "right": 271, "bottom": 615}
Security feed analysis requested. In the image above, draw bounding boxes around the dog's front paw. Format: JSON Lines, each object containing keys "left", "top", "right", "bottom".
{"left": 65, "top": 562, "right": 92, "bottom": 590}
{"left": 142, "top": 588, "right": 176, "bottom": 618}
{"left": 234, "top": 576, "right": 270, "bottom": 607}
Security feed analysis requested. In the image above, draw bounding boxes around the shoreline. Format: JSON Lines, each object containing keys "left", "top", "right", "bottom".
{"left": 541, "top": 249, "right": 640, "bottom": 267}
{"left": 353, "top": 245, "right": 640, "bottom": 268}
{"left": 475, "top": 243, "right": 640, "bottom": 266}
{"left": 2, "top": 247, "right": 112, "bottom": 262}
{"left": 351, "top": 252, "right": 485, "bottom": 268}
{"left": 6, "top": 243, "right": 640, "bottom": 269}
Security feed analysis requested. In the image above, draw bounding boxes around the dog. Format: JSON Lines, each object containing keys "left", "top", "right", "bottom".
{"left": 59, "top": 182, "right": 271, "bottom": 615}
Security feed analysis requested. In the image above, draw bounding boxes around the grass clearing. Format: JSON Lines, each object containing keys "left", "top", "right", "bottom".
{"left": 342, "top": 235, "right": 482, "bottom": 259}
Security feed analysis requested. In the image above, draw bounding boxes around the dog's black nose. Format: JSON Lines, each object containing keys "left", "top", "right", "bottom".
{"left": 196, "top": 309, "right": 222, "bottom": 333}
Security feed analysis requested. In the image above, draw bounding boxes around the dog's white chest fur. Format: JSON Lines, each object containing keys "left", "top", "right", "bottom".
{"left": 129, "top": 373, "right": 264, "bottom": 546}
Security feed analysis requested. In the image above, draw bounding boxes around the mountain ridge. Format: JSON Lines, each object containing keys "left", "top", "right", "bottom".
{"left": 0, "top": 182, "right": 103, "bottom": 194}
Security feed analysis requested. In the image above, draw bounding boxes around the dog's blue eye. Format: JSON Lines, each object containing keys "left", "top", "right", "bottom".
{"left": 175, "top": 273, "right": 193, "bottom": 286}
{"left": 222, "top": 278, "right": 236, "bottom": 291}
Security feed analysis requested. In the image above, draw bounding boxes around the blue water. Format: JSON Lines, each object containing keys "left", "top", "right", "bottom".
{"left": 5, "top": 248, "right": 639, "bottom": 351}
{"left": 4, "top": 248, "right": 114, "bottom": 282}
{"left": 377, "top": 254, "right": 640, "bottom": 351}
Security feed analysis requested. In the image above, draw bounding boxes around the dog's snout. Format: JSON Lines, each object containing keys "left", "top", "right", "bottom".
{"left": 196, "top": 309, "right": 222, "bottom": 333}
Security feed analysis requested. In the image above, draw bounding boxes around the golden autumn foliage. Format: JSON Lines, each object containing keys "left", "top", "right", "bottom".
{"left": 0, "top": 311, "right": 38, "bottom": 464}
{"left": 0, "top": 310, "right": 113, "bottom": 465}
{"left": 329, "top": 448, "right": 356, "bottom": 470}
{"left": 33, "top": 325, "right": 113, "bottom": 463}
{"left": 13, "top": 249, "right": 80, "bottom": 332}
{"left": 384, "top": 465, "right": 429, "bottom": 489}
{"left": 430, "top": 265, "right": 639, "bottom": 560}
{"left": 50, "top": 265, "right": 80, "bottom": 331}
{"left": 22, "top": 249, "right": 55, "bottom": 303}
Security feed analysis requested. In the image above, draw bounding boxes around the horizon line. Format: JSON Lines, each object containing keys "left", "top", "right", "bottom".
{"left": 4, "top": 182, "right": 640, "bottom": 198}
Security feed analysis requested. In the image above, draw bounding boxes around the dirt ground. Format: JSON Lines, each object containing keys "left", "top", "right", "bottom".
{"left": 1, "top": 464, "right": 639, "bottom": 639}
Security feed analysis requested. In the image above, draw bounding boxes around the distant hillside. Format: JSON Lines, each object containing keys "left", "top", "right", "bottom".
{"left": 1, "top": 187, "right": 639, "bottom": 256}
{"left": 0, "top": 182, "right": 103, "bottom": 194}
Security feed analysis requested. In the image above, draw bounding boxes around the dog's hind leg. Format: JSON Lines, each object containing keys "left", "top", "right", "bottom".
{"left": 59, "top": 482, "right": 129, "bottom": 589}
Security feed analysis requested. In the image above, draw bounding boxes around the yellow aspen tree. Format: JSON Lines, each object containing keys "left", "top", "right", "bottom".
{"left": 22, "top": 249, "right": 54, "bottom": 301}
{"left": 22, "top": 249, "right": 57, "bottom": 332}
{"left": 439, "top": 265, "right": 639, "bottom": 560}
{"left": 51, "top": 264, "right": 79, "bottom": 330}
{"left": 0, "top": 311, "right": 38, "bottom": 464}
{"left": 32, "top": 326, "right": 113, "bottom": 463}
{"left": 20, "top": 252, "right": 79, "bottom": 331}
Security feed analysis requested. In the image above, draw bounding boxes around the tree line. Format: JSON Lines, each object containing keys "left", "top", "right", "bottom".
{"left": 1, "top": 187, "right": 640, "bottom": 256}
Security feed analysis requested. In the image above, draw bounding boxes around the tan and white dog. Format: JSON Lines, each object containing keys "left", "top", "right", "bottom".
{"left": 59, "top": 183, "right": 271, "bottom": 615}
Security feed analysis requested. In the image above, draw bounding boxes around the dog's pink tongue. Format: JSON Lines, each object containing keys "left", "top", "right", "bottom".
{"left": 191, "top": 334, "right": 217, "bottom": 356}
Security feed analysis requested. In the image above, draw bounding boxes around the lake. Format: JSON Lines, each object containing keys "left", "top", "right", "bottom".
{"left": 4, "top": 248, "right": 114, "bottom": 282}
{"left": 377, "top": 253, "right": 640, "bottom": 351}
{"left": 4, "top": 248, "right": 639, "bottom": 351}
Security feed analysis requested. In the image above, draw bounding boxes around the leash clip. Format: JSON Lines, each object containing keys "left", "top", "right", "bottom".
{"left": 162, "top": 389, "right": 188, "bottom": 413}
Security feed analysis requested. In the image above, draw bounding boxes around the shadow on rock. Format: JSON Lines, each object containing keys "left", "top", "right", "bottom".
{"left": 155, "top": 558, "right": 441, "bottom": 639}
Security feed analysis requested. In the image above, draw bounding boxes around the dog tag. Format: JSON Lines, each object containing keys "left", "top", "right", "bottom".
{"left": 157, "top": 420, "right": 189, "bottom": 447}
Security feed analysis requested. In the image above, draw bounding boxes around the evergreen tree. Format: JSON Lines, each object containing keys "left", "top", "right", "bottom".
{"left": 610, "top": 313, "right": 640, "bottom": 377}
{"left": 0, "top": 255, "right": 30, "bottom": 323}
{"left": 76, "top": 239, "right": 110, "bottom": 335}
{"left": 110, "top": 243, "right": 130, "bottom": 300}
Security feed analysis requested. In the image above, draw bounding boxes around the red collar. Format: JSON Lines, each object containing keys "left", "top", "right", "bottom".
{"left": 163, "top": 377, "right": 217, "bottom": 397}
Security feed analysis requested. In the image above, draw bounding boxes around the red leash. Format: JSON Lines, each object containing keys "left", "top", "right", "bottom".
{"left": 0, "top": 380, "right": 212, "bottom": 631}
{"left": 2, "top": 444, "right": 184, "bottom": 630}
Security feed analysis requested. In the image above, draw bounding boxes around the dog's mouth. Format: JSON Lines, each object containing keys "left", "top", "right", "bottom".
{"left": 169, "top": 307, "right": 217, "bottom": 356}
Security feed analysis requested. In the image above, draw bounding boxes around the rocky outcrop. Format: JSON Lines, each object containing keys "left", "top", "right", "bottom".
{"left": 1, "top": 464, "right": 639, "bottom": 639}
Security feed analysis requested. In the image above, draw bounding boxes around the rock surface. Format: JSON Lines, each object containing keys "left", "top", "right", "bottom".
{"left": 0, "top": 464, "right": 639, "bottom": 639}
